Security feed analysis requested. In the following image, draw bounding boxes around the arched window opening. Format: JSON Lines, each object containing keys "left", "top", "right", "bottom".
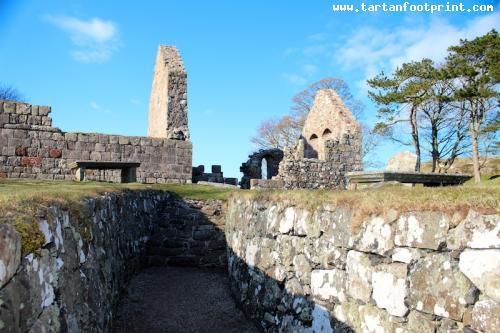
{"left": 309, "top": 134, "right": 318, "bottom": 140}
{"left": 261, "top": 158, "right": 268, "bottom": 179}
{"left": 322, "top": 128, "right": 332, "bottom": 137}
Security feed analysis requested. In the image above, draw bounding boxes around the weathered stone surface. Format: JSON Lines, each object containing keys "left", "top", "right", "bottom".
{"left": 357, "top": 216, "right": 394, "bottom": 255}
{"left": 225, "top": 198, "right": 500, "bottom": 332}
{"left": 311, "top": 269, "right": 347, "bottom": 303}
{"left": 295, "top": 209, "right": 320, "bottom": 237}
{"left": 310, "top": 304, "right": 333, "bottom": 333}
{"left": 1, "top": 85, "right": 192, "bottom": 184}
{"left": 346, "top": 250, "right": 374, "bottom": 303}
{"left": 358, "top": 304, "right": 401, "bottom": 333}
{"left": 448, "top": 210, "right": 500, "bottom": 250}
{"left": 395, "top": 212, "right": 449, "bottom": 250}
{"left": 391, "top": 247, "right": 421, "bottom": 264}
{"left": 386, "top": 151, "right": 417, "bottom": 172}
{"left": 470, "top": 299, "right": 500, "bottom": 333}
{"left": 372, "top": 263, "right": 408, "bottom": 317}
{"left": 301, "top": 89, "right": 360, "bottom": 160}
{"left": 0, "top": 224, "right": 21, "bottom": 288}
{"left": 148, "top": 45, "right": 189, "bottom": 140}
{"left": 408, "top": 253, "right": 476, "bottom": 320}
{"left": 239, "top": 149, "right": 284, "bottom": 189}
{"left": 279, "top": 207, "right": 296, "bottom": 234}
{"left": 459, "top": 249, "right": 500, "bottom": 302}
{"left": 1, "top": 191, "right": 224, "bottom": 332}
{"left": 407, "top": 311, "right": 437, "bottom": 332}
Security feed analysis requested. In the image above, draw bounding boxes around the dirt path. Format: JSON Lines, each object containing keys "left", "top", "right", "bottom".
{"left": 113, "top": 266, "right": 259, "bottom": 333}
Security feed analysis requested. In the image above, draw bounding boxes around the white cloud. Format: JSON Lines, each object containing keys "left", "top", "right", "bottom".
{"left": 282, "top": 73, "right": 307, "bottom": 85}
{"left": 89, "top": 101, "right": 100, "bottom": 110}
{"left": 45, "top": 15, "right": 120, "bottom": 63}
{"left": 130, "top": 99, "right": 142, "bottom": 106}
{"left": 303, "top": 64, "right": 318, "bottom": 76}
{"left": 89, "top": 101, "right": 111, "bottom": 113}
{"left": 334, "top": 11, "right": 500, "bottom": 90}
{"left": 308, "top": 32, "right": 329, "bottom": 41}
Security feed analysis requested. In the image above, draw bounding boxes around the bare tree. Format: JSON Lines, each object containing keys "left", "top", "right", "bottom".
{"left": 251, "top": 115, "right": 303, "bottom": 150}
{"left": 0, "top": 83, "right": 24, "bottom": 102}
{"left": 292, "top": 77, "right": 364, "bottom": 119}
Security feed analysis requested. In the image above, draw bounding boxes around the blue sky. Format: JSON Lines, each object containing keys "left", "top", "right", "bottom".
{"left": 0, "top": 0, "right": 498, "bottom": 178}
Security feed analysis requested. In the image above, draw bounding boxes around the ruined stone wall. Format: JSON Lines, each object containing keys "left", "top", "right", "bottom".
{"left": 0, "top": 191, "right": 228, "bottom": 332}
{"left": 273, "top": 134, "right": 362, "bottom": 189}
{"left": 147, "top": 198, "right": 227, "bottom": 267}
{"left": 0, "top": 191, "right": 169, "bottom": 332}
{"left": 148, "top": 45, "right": 189, "bottom": 140}
{"left": 0, "top": 100, "right": 192, "bottom": 183}
{"left": 240, "top": 149, "right": 284, "bottom": 189}
{"left": 226, "top": 197, "right": 499, "bottom": 332}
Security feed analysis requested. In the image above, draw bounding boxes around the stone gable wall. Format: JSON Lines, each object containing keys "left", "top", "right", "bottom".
{"left": 0, "top": 100, "right": 192, "bottom": 183}
{"left": 226, "top": 197, "right": 499, "bottom": 332}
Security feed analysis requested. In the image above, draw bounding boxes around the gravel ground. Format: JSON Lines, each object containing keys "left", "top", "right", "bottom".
{"left": 113, "top": 266, "right": 259, "bottom": 333}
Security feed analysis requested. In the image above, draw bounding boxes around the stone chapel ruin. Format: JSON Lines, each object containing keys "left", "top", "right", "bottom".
{"left": 0, "top": 45, "right": 192, "bottom": 183}
{"left": 244, "top": 89, "right": 362, "bottom": 189}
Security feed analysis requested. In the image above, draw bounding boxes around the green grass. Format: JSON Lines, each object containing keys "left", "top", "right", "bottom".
{"left": 0, "top": 179, "right": 235, "bottom": 206}
{"left": 0, "top": 178, "right": 498, "bottom": 253}
{"left": 0, "top": 179, "right": 237, "bottom": 254}
{"left": 236, "top": 180, "right": 499, "bottom": 230}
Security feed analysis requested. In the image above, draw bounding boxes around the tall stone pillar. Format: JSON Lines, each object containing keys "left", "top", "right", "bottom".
{"left": 148, "top": 45, "right": 190, "bottom": 140}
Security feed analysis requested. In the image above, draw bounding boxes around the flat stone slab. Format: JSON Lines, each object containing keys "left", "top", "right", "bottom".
{"left": 69, "top": 160, "right": 141, "bottom": 169}
{"left": 346, "top": 171, "right": 472, "bottom": 187}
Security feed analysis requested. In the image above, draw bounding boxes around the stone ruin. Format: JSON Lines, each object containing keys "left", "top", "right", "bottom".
{"left": 148, "top": 46, "right": 189, "bottom": 140}
{"left": 192, "top": 164, "right": 238, "bottom": 186}
{"left": 239, "top": 149, "right": 284, "bottom": 189}
{"left": 247, "top": 89, "right": 362, "bottom": 189}
{"left": 0, "top": 45, "right": 192, "bottom": 183}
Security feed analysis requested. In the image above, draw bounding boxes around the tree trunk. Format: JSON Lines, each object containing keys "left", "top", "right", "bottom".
{"left": 410, "top": 106, "right": 421, "bottom": 172}
{"left": 470, "top": 120, "right": 481, "bottom": 183}
{"left": 431, "top": 123, "right": 439, "bottom": 172}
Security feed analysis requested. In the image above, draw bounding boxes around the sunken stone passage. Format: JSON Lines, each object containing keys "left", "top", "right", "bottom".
{"left": 0, "top": 191, "right": 232, "bottom": 332}
{"left": 0, "top": 100, "right": 192, "bottom": 183}
{"left": 226, "top": 197, "right": 500, "bottom": 332}
{"left": 0, "top": 191, "right": 170, "bottom": 332}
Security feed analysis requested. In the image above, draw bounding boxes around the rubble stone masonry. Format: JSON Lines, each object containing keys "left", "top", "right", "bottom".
{"left": 227, "top": 197, "right": 500, "bottom": 332}
{"left": 0, "top": 100, "right": 192, "bottom": 183}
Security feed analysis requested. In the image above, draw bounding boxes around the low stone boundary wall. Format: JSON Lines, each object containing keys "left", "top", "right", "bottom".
{"left": 0, "top": 100, "right": 192, "bottom": 183}
{"left": 226, "top": 197, "right": 499, "bottom": 332}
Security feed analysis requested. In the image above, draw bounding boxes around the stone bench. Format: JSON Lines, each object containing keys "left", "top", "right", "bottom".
{"left": 69, "top": 161, "right": 141, "bottom": 183}
{"left": 346, "top": 171, "right": 472, "bottom": 189}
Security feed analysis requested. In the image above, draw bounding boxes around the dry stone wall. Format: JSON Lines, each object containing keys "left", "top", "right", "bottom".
{"left": 226, "top": 197, "right": 500, "bottom": 332}
{"left": 0, "top": 191, "right": 169, "bottom": 332}
{"left": 0, "top": 100, "right": 192, "bottom": 183}
{"left": 272, "top": 134, "right": 362, "bottom": 189}
{"left": 0, "top": 191, "right": 228, "bottom": 332}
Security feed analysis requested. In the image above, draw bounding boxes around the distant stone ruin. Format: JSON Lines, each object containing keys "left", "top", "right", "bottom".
{"left": 148, "top": 46, "right": 189, "bottom": 140}
{"left": 0, "top": 45, "right": 192, "bottom": 183}
{"left": 192, "top": 164, "right": 238, "bottom": 186}
{"left": 247, "top": 89, "right": 362, "bottom": 189}
{"left": 240, "top": 149, "right": 284, "bottom": 189}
